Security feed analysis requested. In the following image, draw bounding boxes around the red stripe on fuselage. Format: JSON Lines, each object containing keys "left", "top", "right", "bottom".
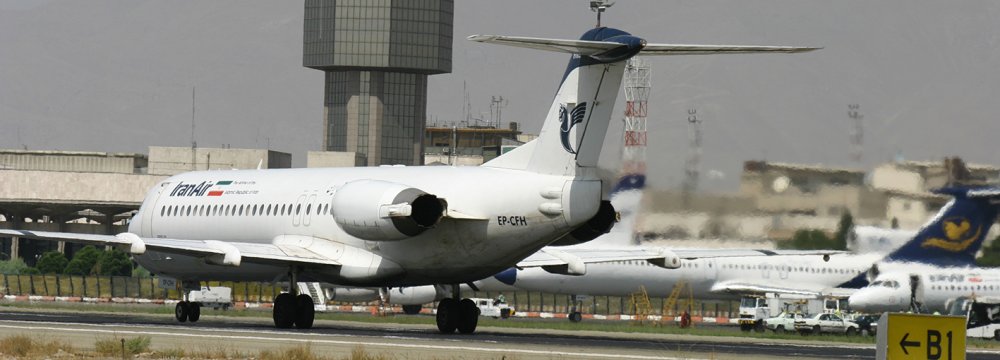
{"left": 207, "top": 190, "right": 223, "bottom": 196}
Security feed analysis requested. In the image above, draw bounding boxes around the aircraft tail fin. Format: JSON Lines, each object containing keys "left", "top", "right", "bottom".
{"left": 476, "top": 28, "right": 818, "bottom": 177}
{"left": 883, "top": 187, "right": 1000, "bottom": 266}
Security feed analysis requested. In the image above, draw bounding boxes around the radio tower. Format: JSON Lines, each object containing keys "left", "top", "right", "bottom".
{"left": 613, "top": 57, "right": 650, "bottom": 245}
{"left": 621, "top": 57, "right": 650, "bottom": 177}
{"left": 848, "top": 104, "right": 863, "bottom": 164}
{"left": 682, "top": 109, "right": 702, "bottom": 208}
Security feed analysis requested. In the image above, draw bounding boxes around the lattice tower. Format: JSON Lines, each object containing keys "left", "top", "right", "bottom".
{"left": 621, "top": 57, "right": 651, "bottom": 176}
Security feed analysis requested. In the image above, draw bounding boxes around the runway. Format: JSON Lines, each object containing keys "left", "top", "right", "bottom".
{"left": 0, "top": 308, "right": 997, "bottom": 359}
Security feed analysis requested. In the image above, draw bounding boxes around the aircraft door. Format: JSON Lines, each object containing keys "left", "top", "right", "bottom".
{"left": 778, "top": 264, "right": 790, "bottom": 280}
{"left": 291, "top": 194, "right": 306, "bottom": 227}
{"left": 302, "top": 194, "right": 317, "bottom": 227}
{"left": 761, "top": 263, "right": 772, "bottom": 279}
{"left": 140, "top": 181, "right": 171, "bottom": 236}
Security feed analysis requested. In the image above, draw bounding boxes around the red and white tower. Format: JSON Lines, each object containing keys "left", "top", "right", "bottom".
{"left": 620, "top": 57, "right": 650, "bottom": 179}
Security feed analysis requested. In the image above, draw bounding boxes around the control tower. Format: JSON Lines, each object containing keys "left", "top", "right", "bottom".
{"left": 303, "top": 0, "right": 454, "bottom": 166}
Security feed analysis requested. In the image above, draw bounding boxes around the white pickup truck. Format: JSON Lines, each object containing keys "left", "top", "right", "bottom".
{"left": 794, "top": 313, "right": 859, "bottom": 335}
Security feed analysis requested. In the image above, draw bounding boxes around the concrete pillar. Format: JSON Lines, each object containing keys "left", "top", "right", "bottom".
{"left": 56, "top": 217, "right": 67, "bottom": 254}
{"left": 10, "top": 237, "right": 18, "bottom": 261}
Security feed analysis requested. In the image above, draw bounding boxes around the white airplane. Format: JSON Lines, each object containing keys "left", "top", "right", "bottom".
{"left": 474, "top": 187, "right": 1000, "bottom": 307}
{"left": 846, "top": 268, "right": 1000, "bottom": 314}
{"left": 848, "top": 188, "right": 1000, "bottom": 313}
{"left": 0, "top": 26, "right": 816, "bottom": 334}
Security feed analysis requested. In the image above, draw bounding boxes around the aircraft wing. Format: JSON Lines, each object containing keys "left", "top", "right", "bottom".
{"left": 670, "top": 249, "right": 845, "bottom": 260}
{"left": 711, "top": 281, "right": 858, "bottom": 298}
{"left": 710, "top": 281, "right": 824, "bottom": 297}
{"left": 0, "top": 230, "right": 340, "bottom": 267}
{"left": 515, "top": 247, "right": 680, "bottom": 275}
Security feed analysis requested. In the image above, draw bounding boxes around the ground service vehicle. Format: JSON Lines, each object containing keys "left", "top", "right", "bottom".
{"left": 764, "top": 311, "right": 805, "bottom": 333}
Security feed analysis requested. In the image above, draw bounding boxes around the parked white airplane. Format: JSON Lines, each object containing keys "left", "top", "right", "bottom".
{"left": 0, "top": 26, "right": 816, "bottom": 334}
{"left": 849, "top": 188, "right": 1000, "bottom": 313}
{"left": 846, "top": 269, "right": 1000, "bottom": 314}
{"left": 475, "top": 187, "right": 1000, "bottom": 308}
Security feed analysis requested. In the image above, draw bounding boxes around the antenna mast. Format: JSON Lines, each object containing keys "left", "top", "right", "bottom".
{"left": 191, "top": 86, "right": 197, "bottom": 171}
{"left": 848, "top": 104, "right": 863, "bottom": 164}
{"left": 589, "top": 1, "right": 615, "bottom": 27}
{"left": 682, "top": 108, "right": 702, "bottom": 208}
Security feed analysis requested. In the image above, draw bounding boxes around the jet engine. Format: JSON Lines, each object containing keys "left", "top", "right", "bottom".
{"left": 332, "top": 180, "right": 445, "bottom": 241}
{"left": 381, "top": 286, "right": 440, "bottom": 306}
{"left": 549, "top": 200, "right": 617, "bottom": 246}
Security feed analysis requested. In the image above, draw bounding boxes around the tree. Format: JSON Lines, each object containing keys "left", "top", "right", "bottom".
{"left": 779, "top": 229, "right": 835, "bottom": 250}
{"left": 0, "top": 258, "right": 32, "bottom": 274}
{"left": 97, "top": 248, "right": 132, "bottom": 276}
{"left": 63, "top": 245, "right": 102, "bottom": 275}
{"left": 36, "top": 251, "right": 68, "bottom": 274}
{"left": 832, "top": 211, "right": 854, "bottom": 251}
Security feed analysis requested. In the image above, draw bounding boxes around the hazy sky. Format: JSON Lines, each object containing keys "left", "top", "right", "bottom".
{"left": 1, "top": 1, "right": 998, "bottom": 190}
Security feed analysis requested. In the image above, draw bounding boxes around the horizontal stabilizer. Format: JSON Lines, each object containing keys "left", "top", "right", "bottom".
{"left": 467, "top": 34, "right": 820, "bottom": 56}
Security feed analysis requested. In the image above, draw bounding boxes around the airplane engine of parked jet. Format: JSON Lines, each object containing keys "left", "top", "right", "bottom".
{"left": 332, "top": 180, "right": 446, "bottom": 241}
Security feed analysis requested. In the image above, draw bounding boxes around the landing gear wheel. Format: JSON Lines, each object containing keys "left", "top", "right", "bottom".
{"left": 569, "top": 311, "right": 583, "bottom": 323}
{"left": 436, "top": 298, "right": 458, "bottom": 333}
{"left": 295, "top": 294, "right": 315, "bottom": 329}
{"left": 457, "top": 298, "right": 480, "bottom": 334}
{"left": 402, "top": 304, "right": 422, "bottom": 315}
{"left": 273, "top": 293, "right": 296, "bottom": 329}
{"left": 188, "top": 302, "right": 201, "bottom": 322}
{"left": 175, "top": 301, "right": 189, "bottom": 322}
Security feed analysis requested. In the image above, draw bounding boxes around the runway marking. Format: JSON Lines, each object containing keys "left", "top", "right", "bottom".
{"left": 0, "top": 321, "right": 690, "bottom": 360}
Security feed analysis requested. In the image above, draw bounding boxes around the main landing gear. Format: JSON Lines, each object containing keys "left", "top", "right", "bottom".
{"left": 175, "top": 280, "right": 201, "bottom": 323}
{"left": 436, "top": 286, "right": 480, "bottom": 334}
{"left": 272, "top": 267, "right": 315, "bottom": 329}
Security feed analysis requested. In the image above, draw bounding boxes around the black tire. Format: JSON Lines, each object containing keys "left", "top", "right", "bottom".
{"left": 774, "top": 325, "right": 785, "bottom": 334}
{"left": 845, "top": 327, "right": 856, "bottom": 336}
{"left": 569, "top": 311, "right": 583, "bottom": 323}
{"left": 457, "top": 298, "right": 480, "bottom": 334}
{"left": 740, "top": 323, "right": 752, "bottom": 332}
{"left": 272, "top": 293, "right": 296, "bottom": 329}
{"left": 174, "top": 301, "right": 189, "bottom": 323}
{"left": 188, "top": 302, "right": 201, "bottom": 322}
{"left": 295, "top": 294, "right": 315, "bottom": 329}
{"left": 813, "top": 325, "right": 821, "bottom": 335}
{"left": 436, "top": 298, "right": 458, "bottom": 334}
{"left": 754, "top": 321, "right": 766, "bottom": 332}
{"left": 402, "top": 304, "right": 422, "bottom": 315}
{"left": 994, "top": 329, "right": 1000, "bottom": 341}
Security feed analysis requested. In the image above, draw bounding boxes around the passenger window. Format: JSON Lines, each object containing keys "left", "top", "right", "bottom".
{"left": 307, "top": 204, "right": 312, "bottom": 215}
{"left": 296, "top": 204, "right": 301, "bottom": 215}
{"left": 239, "top": 205, "right": 244, "bottom": 216}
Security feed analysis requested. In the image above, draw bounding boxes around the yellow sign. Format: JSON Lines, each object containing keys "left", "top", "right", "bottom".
{"left": 878, "top": 313, "right": 966, "bottom": 360}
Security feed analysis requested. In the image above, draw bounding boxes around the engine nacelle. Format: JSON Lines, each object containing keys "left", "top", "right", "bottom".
{"left": 549, "top": 200, "right": 617, "bottom": 246}
{"left": 382, "top": 286, "right": 440, "bottom": 306}
{"left": 332, "top": 180, "right": 445, "bottom": 241}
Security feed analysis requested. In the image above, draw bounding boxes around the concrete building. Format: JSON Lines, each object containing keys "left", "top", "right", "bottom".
{"left": 147, "top": 146, "right": 291, "bottom": 175}
{"left": 0, "top": 146, "right": 293, "bottom": 264}
{"left": 423, "top": 124, "right": 522, "bottom": 165}
{"left": 303, "top": 0, "right": 454, "bottom": 166}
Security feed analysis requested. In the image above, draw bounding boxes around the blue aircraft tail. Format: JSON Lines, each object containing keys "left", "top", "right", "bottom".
{"left": 883, "top": 187, "right": 1000, "bottom": 266}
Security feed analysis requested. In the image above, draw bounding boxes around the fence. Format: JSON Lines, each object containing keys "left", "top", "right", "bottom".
{"left": 0, "top": 274, "right": 739, "bottom": 318}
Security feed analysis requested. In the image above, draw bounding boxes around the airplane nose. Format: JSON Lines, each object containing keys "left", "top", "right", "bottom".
{"left": 848, "top": 292, "right": 870, "bottom": 311}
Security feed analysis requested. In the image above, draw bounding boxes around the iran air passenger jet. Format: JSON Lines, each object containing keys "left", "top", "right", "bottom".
{"left": 0, "top": 26, "right": 815, "bottom": 334}
{"left": 477, "top": 187, "right": 999, "bottom": 307}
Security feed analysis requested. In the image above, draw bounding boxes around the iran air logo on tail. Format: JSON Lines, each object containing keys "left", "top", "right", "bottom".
{"left": 559, "top": 102, "right": 588, "bottom": 154}
{"left": 921, "top": 217, "right": 982, "bottom": 252}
